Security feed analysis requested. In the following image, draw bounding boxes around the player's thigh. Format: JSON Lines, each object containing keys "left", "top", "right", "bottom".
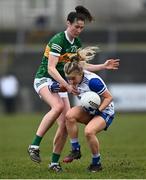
{"left": 85, "top": 116, "right": 106, "bottom": 134}
{"left": 66, "top": 106, "right": 91, "bottom": 124}
{"left": 39, "top": 86, "right": 64, "bottom": 108}
{"left": 34, "top": 77, "right": 64, "bottom": 108}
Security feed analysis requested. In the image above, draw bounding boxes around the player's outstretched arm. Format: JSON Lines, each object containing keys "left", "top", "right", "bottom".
{"left": 84, "top": 59, "right": 120, "bottom": 72}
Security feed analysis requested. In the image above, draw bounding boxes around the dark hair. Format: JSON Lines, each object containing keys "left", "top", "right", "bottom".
{"left": 67, "top": 6, "right": 93, "bottom": 24}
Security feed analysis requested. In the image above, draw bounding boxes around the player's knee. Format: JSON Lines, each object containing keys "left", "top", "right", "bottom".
{"left": 84, "top": 127, "right": 94, "bottom": 138}
{"left": 65, "top": 110, "right": 75, "bottom": 123}
{"left": 53, "top": 104, "right": 64, "bottom": 114}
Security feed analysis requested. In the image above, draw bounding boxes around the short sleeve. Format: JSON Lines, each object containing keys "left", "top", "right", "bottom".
{"left": 49, "top": 34, "right": 63, "bottom": 56}
{"left": 88, "top": 78, "right": 107, "bottom": 95}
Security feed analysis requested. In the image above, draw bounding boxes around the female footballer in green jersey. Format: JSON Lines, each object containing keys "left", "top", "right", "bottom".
{"left": 28, "top": 5, "right": 119, "bottom": 172}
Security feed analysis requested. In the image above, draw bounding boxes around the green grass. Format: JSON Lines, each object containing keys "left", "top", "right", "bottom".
{"left": 0, "top": 113, "right": 146, "bottom": 179}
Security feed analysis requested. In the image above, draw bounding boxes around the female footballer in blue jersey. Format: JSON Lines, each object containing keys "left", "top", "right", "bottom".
{"left": 63, "top": 60, "right": 114, "bottom": 172}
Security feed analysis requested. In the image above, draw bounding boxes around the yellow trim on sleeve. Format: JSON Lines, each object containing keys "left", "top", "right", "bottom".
{"left": 44, "top": 45, "right": 50, "bottom": 57}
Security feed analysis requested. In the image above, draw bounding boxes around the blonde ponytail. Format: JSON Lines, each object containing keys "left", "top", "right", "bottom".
{"left": 68, "top": 46, "right": 100, "bottom": 62}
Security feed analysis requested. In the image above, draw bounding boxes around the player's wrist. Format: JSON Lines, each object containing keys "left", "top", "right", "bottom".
{"left": 95, "top": 109, "right": 102, "bottom": 115}
{"left": 63, "top": 82, "right": 69, "bottom": 89}
{"left": 102, "top": 63, "right": 107, "bottom": 70}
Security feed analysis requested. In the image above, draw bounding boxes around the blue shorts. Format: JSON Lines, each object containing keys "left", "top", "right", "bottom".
{"left": 99, "top": 112, "right": 114, "bottom": 130}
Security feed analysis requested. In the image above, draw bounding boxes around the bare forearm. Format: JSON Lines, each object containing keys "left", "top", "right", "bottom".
{"left": 48, "top": 67, "right": 68, "bottom": 87}
{"left": 98, "top": 97, "right": 112, "bottom": 112}
{"left": 84, "top": 63, "right": 105, "bottom": 72}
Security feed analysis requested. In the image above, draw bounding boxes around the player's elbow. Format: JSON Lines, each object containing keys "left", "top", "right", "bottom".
{"left": 48, "top": 66, "right": 55, "bottom": 74}
{"left": 108, "top": 94, "right": 113, "bottom": 103}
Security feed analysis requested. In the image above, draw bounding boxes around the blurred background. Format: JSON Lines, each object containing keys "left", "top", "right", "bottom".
{"left": 0, "top": 0, "right": 146, "bottom": 114}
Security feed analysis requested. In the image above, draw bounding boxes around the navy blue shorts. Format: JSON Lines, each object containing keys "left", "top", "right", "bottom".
{"left": 99, "top": 112, "right": 114, "bottom": 130}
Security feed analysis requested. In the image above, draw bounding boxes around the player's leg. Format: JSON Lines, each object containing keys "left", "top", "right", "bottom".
{"left": 28, "top": 86, "right": 64, "bottom": 163}
{"left": 63, "top": 106, "right": 91, "bottom": 163}
{"left": 49, "top": 95, "right": 70, "bottom": 172}
{"left": 84, "top": 115, "right": 107, "bottom": 172}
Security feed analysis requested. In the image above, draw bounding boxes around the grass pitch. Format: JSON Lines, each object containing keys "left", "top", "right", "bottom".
{"left": 0, "top": 112, "right": 146, "bottom": 179}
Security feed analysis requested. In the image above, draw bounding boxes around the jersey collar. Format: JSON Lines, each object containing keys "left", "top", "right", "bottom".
{"left": 64, "top": 31, "right": 74, "bottom": 44}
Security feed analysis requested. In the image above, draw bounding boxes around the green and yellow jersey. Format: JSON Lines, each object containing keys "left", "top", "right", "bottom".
{"left": 35, "top": 31, "right": 82, "bottom": 79}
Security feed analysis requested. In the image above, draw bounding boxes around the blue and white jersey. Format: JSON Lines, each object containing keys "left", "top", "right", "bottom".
{"left": 77, "top": 70, "right": 114, "bottom": 116}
